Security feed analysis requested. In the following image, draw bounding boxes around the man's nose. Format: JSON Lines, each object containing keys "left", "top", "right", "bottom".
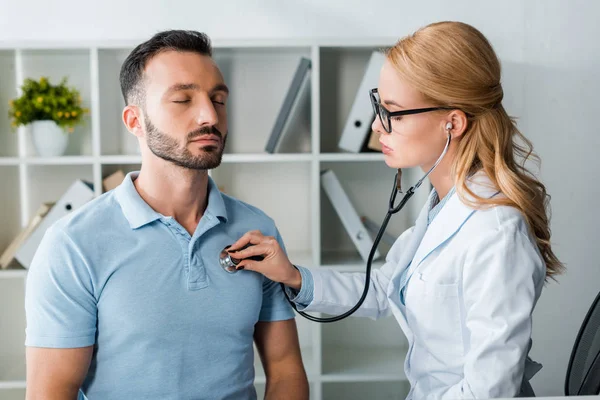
{"left": 195, "top": 96, "right": 219, "bottom": 127}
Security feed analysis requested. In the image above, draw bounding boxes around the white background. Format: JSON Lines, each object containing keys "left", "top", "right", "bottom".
{"left": 1, "top": 0, "right": 598, "bottom": 396}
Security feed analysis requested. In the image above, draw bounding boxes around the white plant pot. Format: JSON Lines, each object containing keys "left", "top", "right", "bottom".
{"left": 31, "top": 120, "right": 69, "bottom": 157}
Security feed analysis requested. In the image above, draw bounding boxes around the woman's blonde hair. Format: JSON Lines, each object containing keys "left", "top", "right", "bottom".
{"left": 386, "top": 21, "right": 564, "bottom": 280}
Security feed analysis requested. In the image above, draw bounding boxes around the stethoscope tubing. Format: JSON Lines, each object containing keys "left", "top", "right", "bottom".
{"left": 283, "top": 133, "right": 452, "bottom": 323}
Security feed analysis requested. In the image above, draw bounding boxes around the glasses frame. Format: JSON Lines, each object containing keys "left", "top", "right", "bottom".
{"left": 370, "top": 88, "right": 454, "bottom": 133}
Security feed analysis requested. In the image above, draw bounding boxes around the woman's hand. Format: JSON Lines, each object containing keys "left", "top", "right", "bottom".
{"left": 227, "top": 230, "right": 302, "bottom": 290}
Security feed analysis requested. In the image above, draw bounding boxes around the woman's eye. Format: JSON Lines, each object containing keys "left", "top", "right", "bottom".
{"left": 173, "top": 100, "right": 190, "bottom": 104}
{"left": 392, "top": 116, "right": 403, "bottom": 121}
{"left": 212, "top": 100, "right": 225, "bottom": 106}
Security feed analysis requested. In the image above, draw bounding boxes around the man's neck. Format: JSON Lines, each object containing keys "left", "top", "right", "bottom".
{"left": 133, "top": 159, "right": 210, "bottom": 236}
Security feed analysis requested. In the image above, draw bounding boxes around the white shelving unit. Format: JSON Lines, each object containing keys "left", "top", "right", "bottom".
{"left": 0, "top": 38, "right": 431, "bottom": 400}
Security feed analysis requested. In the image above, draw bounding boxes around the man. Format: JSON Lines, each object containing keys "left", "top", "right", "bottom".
{"left": 24, "top": 30, "right": 309, "bottom": 400}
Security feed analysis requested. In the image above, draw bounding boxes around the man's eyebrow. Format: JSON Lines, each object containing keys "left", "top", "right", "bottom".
{"left": 165, "top": 83, "right": 199, "bottom": 93}
{"left": 211, "top": 83, "right": 229, "bottom": 95}
{"left": 164, "top": 83, "right": 229, "bottom": 95}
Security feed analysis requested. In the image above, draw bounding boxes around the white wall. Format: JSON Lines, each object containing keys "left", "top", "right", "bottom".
{"left": 1, "top": 0, "right": 598, "bottom": 396}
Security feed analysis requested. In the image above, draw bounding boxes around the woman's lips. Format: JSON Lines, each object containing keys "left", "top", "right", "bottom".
{"left": 380, "top": 142, "right": 393, "bottom": 155}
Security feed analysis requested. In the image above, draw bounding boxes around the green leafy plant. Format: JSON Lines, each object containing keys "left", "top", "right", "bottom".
{"left": 8, "top": 76, "right": 89, "bottom": 133}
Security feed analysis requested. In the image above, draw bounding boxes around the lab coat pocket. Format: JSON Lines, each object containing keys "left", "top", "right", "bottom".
{"left": 408, "top": 273, "right": 464, "bottom": 356}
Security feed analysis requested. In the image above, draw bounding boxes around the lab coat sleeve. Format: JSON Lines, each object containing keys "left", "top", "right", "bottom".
{"left": 287, "top": 227, "right": 414, "bottom": 320}
{"left": 438, "top": 222, "right": 545, "bottom": 399}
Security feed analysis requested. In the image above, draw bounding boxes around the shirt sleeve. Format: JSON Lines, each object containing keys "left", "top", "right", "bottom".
{"left": 284, "top": 265, "right": 314, "bottom": 307}
{"left": 25, "top": 225, "right": 97, "bottom": 348}
{"left": 257, "top": 228, "right": 295, "bottom": 322}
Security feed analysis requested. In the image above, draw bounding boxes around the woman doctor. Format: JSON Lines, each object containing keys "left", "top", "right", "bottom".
{"left": 228, "top": 21, "right": 564, "bottom": 399}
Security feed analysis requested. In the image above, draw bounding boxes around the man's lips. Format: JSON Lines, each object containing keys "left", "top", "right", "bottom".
{"left": 190, "top": 134, "right": 221, "bottom": 144}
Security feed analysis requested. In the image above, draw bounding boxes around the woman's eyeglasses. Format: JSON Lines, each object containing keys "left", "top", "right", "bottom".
{"left": 370, "top": 88, "right": 453, "bottom": 133}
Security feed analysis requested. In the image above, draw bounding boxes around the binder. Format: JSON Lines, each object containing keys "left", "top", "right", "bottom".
{"left": 15, "top": 179, "right": 95, "bottom": 269}
{"left": 265, "top": 57, "right": 312, "bottom": 153}
{"left": 0, "top": 202, "right": 54, "bottom": 269}
{"left": 361, "top": 215, "right": 396, "bottom": 247}
{"left": 338, "top": 51, "right": 386, "bottom": 153}
{"left": 320, "top": 170, "right": 381, "bottom": 262}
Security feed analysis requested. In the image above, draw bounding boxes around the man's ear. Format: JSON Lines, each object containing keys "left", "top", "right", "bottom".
{"left": 123, "top": 105, "right": 144, "bottom": 138}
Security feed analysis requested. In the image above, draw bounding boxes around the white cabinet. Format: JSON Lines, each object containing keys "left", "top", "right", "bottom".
{"left": 0, "top": 39, "right": 426, "bottom": 400}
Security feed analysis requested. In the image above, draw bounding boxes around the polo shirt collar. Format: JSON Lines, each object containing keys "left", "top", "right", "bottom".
{"left": 114, "top": 171, "right": 228, "bottom": 230}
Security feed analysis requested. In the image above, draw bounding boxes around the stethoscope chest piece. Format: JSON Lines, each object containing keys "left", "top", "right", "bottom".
{"left": 219, "top": 245, "right": 239, "bottom": 274}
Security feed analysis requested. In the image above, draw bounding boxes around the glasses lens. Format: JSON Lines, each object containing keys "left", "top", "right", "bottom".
{"left": 371, "top": 91, "right": 390, "bottom": 132}
{"left": 379, "top": 106, "right": 390, "bottom": 132}
{"left": 370, "top": 91, "right": 378, "bottom": 115}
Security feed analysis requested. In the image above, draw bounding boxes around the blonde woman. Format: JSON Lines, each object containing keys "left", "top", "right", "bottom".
{"left": 228, "top": 21, "right": 564, "bottom": 399}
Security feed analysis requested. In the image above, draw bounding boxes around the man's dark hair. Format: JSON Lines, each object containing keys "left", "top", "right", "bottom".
{"left": 119, "top": 30, "right": 213, "bottom": 106}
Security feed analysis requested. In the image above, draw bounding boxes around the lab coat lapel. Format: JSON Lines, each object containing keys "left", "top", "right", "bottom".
{"left": 410, "top": 173, "right": 500, "bottom": 271}
{"left": 409, "top": 193, "right": 475, "bottom": 271}
{"left": 388, "top": 199, "right": 430, "bottom": 332}
{"left": 389, "top": 198, "right": 430, "bottom": 288}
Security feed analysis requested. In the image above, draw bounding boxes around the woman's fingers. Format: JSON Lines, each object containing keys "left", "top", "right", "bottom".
{"left": 231, "top": 242, "right": 270, "bottom": 263}
{"left": 227, "top": 230, "right": 264, "bottom": 252}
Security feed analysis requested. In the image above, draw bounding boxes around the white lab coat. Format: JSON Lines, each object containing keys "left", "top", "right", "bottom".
{"left": 295, "top": 172, "right": 546, "bottom": 399}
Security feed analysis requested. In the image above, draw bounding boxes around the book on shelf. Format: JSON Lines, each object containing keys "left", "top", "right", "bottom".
{"left": 15, "top": 179, "right": 95, "bottom": 269}
{"left": 103, "top": 170, "right": 126, "bottom": 192}
{"left": 0, "top": 202, "right": 55, "bottom": 269}
{"left": 366, "top": 130, "right": 382, "bottom": 152}
{"left": 265, "top": 57, "right": 312, "bottom": 154}
{"left": 320, "top": 169, "right": 381, "bottom": 262}
{"left": 337, "top": 50, "right": 386, "bottom": 153}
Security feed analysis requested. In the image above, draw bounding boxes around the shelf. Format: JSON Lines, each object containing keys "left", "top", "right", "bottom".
{"left": 0, "top": 355, "right": 25, "bottom": 384}
{"left": 214, "top": 48, "right": 313, "bottom": 155}
{"left": 322, "top": 381, "right": 410, "bottom": 400}
{"left": 100, "top": 155, "right": 142, "bottom": 164}
{"left": 222, "top": 153, "right": 313, "bottom": 163}
{"left": 0, "top": 158, "right": 19, "bottom": 166}
{"left": 318, "top": 153, "right": 383, "bottom": 162}
{"left": 321, "top": 347, "right": 406, "bottom": 381}
{"left": 0, "top": 40, "right": 422, "bottom": 400}
{"left": 320, "top": 251, "right": 385, "bottom": 270}
{"left": 33, "top": 153, "right": 383, "bottom": 164}
{"left": 25, "top": 156, "right": 94, "bottom": 165}
{"left": 319, "top": 46, "right": 382, "bottom": 153}
{"left": 0, "top": 382, "right": 26, "bottom": 390}
{"left": 0, "top": 166, "right": 22, "bottom": 264}
{"left": 20, "top": 49, "right": 93, "bottom": 157}
{"left": 0, "top": 269, "right": 27, "bottom": 279}
{"left": 254, "top": 381, "right": 319, "bottom": 400}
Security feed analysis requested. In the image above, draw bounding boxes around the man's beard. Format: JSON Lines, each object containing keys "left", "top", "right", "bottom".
{"left": 144, "top": 114, "right": 226, "bottom": 170}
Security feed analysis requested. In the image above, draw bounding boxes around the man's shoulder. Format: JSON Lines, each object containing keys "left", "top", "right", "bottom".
{"left": 50, "top": 189, "right": 124, "bottom": 239}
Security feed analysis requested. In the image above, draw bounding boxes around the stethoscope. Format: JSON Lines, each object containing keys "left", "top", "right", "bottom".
{"left": 219, "top": 130, "right": 452, "bottom": 323}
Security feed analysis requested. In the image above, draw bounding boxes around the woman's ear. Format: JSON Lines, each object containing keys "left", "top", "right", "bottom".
{"left": 446, "top": 110, "right": 468, "bottom": 139}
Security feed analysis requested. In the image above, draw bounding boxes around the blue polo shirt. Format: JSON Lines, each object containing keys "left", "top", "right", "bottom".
{"left": 25, "top": 171, "right": 295, "bottom": 399}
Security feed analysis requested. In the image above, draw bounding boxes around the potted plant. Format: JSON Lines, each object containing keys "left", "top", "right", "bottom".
{"left": 8, "top": 76, "right": 89, "bottom": 157}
